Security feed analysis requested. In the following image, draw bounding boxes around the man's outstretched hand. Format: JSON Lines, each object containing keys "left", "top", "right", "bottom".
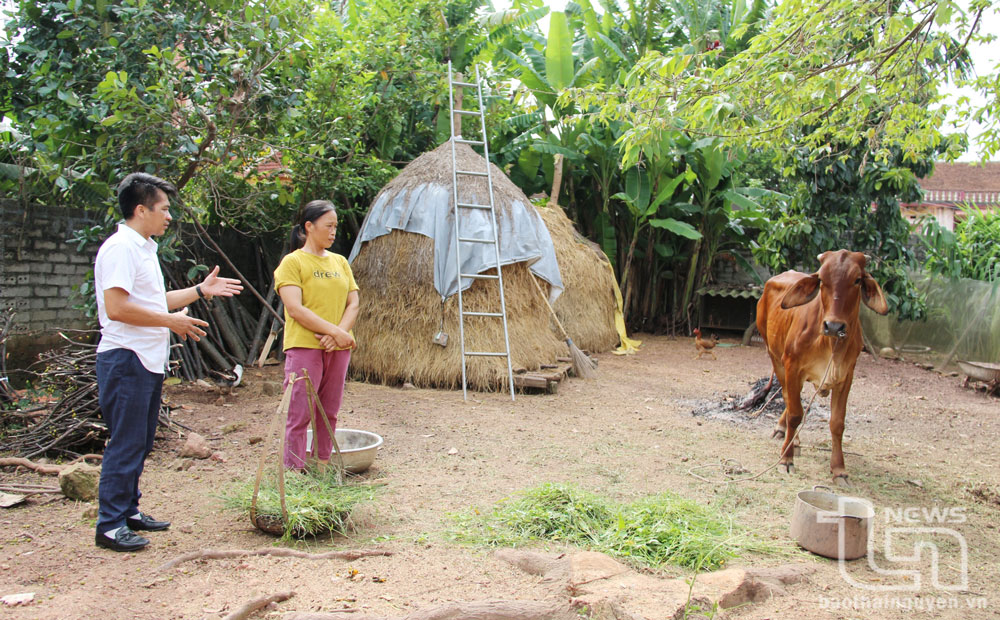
{"left": 200, "top": 265, "right": 243, "bottom": 298}
{"left": 169, "top": 307, "right": 208, "bottom": 341}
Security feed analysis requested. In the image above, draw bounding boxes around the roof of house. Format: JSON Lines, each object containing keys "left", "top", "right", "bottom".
{"left": 916, "top": 162, "right": 1000, "bottom": 205}
{"left": 919, "top": 162, "right": 1000, "bottom": 192}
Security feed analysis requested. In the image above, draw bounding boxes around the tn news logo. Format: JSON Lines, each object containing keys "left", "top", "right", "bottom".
{"left": 831, "top": 504, "right": 968, "bottom": 592}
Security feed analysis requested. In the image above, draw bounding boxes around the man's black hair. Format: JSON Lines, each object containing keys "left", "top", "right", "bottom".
{"left": 117, "top": 173, "right": 177, "bottom": 220}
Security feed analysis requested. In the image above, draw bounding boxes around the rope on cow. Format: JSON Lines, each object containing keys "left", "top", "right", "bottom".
{"left": 687, "top": 356, "right": 835, "bottom": 486}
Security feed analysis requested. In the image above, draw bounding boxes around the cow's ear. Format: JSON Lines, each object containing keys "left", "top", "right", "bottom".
{"left": 780, "top": 274, "right": 820, "bottom": 309}
{"left": 861, "top": 272, "right": 889, "bottom": 315}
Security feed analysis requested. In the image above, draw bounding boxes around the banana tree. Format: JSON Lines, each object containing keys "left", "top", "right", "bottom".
{"left": 612, "top": 163, "right": 699, "bottom": 313}
{"left": 671, "top": 136, "right": 780, "bottom": 329}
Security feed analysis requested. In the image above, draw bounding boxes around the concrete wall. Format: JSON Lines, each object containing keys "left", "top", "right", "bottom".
{"left": 1, "top": 200, "right": 100, "bottom": 375}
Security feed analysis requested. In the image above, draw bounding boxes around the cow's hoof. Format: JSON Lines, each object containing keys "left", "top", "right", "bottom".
{"left": 771, "top": 428, "right": 786, "bottom": 440}
{"left": 833, "top": 474, "right": 850, "bottom": 487}
{"left": 793, "top": 444, "right": 801, "bottom": 456}
{"left": 780, "top": 463, "right": 795, "bottom": 474}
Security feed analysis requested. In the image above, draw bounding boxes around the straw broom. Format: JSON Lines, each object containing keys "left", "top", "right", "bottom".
{"left": 529, "top": 274, "right": 597, "bottom": 379}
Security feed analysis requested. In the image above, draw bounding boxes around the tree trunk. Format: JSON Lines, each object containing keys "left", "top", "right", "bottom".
{"left": 680, "top": 238, "right": 703, "bottom": 333}
{"left": 621, "top": 228, "right": 640, "bottom": 318}
{"left": 549, "top": 154, "right": 564, "bottom": 207}
{"left": 452, "top": 73, "right": 464, "bottom": 137}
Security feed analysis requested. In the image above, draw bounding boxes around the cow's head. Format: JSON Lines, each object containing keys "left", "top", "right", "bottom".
{"left": 780, "top": 250, "right": 889, "bottom": 338}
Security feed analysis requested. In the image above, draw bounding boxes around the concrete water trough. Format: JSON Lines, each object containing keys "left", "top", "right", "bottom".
{"left": 957, "top": 360, "right": 1000, "bottom": 383}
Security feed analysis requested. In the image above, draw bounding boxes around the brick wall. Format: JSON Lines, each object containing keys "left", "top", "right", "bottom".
{"left": 1, "top": 200, "right": 101, "bottom": 375}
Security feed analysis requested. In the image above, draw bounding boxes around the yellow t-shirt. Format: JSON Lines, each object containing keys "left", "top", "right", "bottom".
{"left": 274, "top": 250, "right": 359, "bottom": 351}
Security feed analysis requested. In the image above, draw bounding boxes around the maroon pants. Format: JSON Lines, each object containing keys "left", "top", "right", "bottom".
{"left": 282, "top": 347, "right": 351, "bottom": 469}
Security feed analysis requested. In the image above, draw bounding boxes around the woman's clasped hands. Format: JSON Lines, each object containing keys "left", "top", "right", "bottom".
{"left": 315, "top": 327, "right": 355, "bottom": 352}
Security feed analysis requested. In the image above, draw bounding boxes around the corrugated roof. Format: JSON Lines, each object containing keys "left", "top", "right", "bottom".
{"left": 697, "top": 286, "right": 762, "bottom": 299}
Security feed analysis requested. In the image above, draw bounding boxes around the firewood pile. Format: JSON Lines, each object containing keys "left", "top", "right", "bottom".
{"left": 0, "top": 335, "right": 186, "bottom": 459}
{"left": 1, "top": 231, "right": 284, "bottom": 458}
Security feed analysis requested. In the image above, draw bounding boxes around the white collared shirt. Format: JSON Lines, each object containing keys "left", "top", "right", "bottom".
{"left": 95, "top": 223, "right": 169, "bottom": 373}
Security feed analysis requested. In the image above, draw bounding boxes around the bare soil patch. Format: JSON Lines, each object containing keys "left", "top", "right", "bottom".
{"left": 2, "top": 334, "right": 998, "bottom": 619}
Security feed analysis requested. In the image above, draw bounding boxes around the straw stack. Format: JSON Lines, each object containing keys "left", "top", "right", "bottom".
{"left": 348, "top": 143, "right": 567, "bottom": 391}
{"left": 535, "top": 204, "right": 619, "bottom": 354}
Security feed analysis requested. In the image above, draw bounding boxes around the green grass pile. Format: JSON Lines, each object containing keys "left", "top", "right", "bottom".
{"left": 223, "top": 468, "right": 380, "bottom": 540}
{"left": 450, "top": 483, "right": 773, "bottom": 570}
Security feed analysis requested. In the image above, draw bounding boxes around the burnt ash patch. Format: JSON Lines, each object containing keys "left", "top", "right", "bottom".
{"left": 690, "top": 376, "right": 831, "bottom": 431}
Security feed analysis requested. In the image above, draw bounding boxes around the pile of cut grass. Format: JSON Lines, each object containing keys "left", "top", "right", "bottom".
{"left": 223, "top": 468, "right": 380, "bottom": 540}
{"left": 450, "top": 483, "right": 774, "bottom": 570}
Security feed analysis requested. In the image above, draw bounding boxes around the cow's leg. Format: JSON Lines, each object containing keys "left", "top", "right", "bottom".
{"left": 769, "top": 368, "right": 788, "bottom": 439}
{"left": 829, "top": 375, "right": 853, "bottom": 486}
{"left": 772, "top": 408, "right": 787, "bottom": 439}
{"left": 778, "top": 369, "right": 804, "bottom": 474}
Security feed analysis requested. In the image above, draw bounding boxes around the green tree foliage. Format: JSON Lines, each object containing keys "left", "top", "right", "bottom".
{"left": 752, "top": 138, "right": 939, "bottom": 320}
{"left": 6, "top": 0, "right": 995, "bottom": 332}
{"left": 577, "top": 0, "right": 992, "bottom": 320}
{"left": 923, "top": 205, "right": 1000, "bottom": 282}
{"left": 279, "top": 0, "right": 461, "bottom": 237}
{"left": 1, "top": 0, "right": 313, "bottom": 224}
{"left": 611, "top": 0, "right": 981, "bottom": 165}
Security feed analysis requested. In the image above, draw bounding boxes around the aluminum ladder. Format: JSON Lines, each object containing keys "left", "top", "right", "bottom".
{"left": 447, "top": 61, "right": 515, "bottom": 401}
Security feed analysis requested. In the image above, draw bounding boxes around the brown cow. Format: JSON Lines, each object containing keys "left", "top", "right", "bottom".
{"left": 756, "top": 250, "right": 888, "bottom": 485}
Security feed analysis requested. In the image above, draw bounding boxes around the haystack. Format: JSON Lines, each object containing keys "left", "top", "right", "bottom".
{"left": 534, "top": 205, "right": 619, "bottom": 354}
{"left": 348, "top": 141, "right": 567, "bottom": 391}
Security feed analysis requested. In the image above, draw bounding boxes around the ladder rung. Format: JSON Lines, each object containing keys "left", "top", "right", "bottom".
{"left": 463, "top": 311, "right": 504, "bottom": 317}
{"left": 452, "top": 80, "right": 478, "bottom": 88}
{"left": 457, "top": 202, "right": 491, "bottom": 210}
{"left": 455, "top": 138, "right": 484, "bottom": 146}
{"left": 456, "top": 169, "right": 488, "bottom": 177}
{"left": 454, "top": 109, "right": 482, "bottom": 116}
{"left": 458, "top": 236, "right": 495, "bottom": 244}
{"left": 465, "top": 351, "right": 509, "bottom": 357}
{"left": 460, "top": 273, "right": 499, "bottom": 280}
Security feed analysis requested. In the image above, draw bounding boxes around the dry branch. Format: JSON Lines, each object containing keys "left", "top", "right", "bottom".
{"left": 0, "top": 454, "right": 103, "bottom": 475}
{"left": 174, "top": 199, "right": 284, "bottom": 326}
{"left": 0, "top": 457, "right": 65, "bottom": 475}
{"left": 0, "top": 483, "right": 61, "bottom": 494}
{"left": 222, "top": 590, "right": 295, "bottom": 620}
{"left": 157, "top": 547, "right": 394, "bottom": 572}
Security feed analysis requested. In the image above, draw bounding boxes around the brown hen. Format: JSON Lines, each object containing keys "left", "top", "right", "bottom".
{"left": 693, "top": 328, "right": 718, "bottom": 360}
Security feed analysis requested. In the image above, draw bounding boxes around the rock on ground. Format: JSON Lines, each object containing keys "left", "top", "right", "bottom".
{"left": 179, "top": 432, "right": 213, "bottom": 459}
{"left": 496, "top": 550, "right": 814, "bottom": 619}
{"left": 57, "top": 463, "right": 100, "bottom": 501}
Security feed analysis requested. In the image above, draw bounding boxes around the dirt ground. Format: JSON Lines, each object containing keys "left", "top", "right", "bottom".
{"left": 2, "top": 334, "right": 999, "bottom": 619}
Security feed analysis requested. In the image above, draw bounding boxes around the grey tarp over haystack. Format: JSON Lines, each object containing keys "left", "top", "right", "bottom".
{"left": 348, "top": 141, "right": 563, "bottom": 301}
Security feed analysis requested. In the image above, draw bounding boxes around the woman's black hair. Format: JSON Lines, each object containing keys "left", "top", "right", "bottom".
{"left": 117, "top": 172, "right": 177, "bottom": 220}
{"left": 288, "top": 200, "right": 337, "bottom": 252}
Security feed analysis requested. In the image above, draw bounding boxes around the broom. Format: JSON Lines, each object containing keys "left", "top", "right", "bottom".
{"left": 529, "top": 274, "right": 597, "bottom": 379}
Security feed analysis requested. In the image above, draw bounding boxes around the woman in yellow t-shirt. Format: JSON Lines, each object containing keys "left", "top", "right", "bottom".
{"left": 274, "top": 200, "right": 360, "bottom": 470}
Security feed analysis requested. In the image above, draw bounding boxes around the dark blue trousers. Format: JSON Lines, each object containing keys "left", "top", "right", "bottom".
{"left": 95, "top": 348, "right": 163, "bottom": 534}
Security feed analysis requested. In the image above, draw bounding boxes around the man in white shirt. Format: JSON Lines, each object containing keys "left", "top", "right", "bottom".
{"left": 94, "top": 172, "right": 243, "bottom": 552}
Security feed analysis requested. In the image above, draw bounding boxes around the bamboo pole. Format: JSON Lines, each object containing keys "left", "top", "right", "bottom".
{"left": 197, "top": 336, "right": 230, "bottom": 371}
{"left": 247, "top": 287, "right": 277, "bottom": 365}
{"left": 210, "top": 299, "right": 249, "bottom": 362}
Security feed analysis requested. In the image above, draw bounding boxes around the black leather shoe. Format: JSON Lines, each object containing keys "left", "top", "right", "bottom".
{"left": 95, "top": 527, "right": 149, "bottom": 552}
{"left": 127, "top": 513, "right": 171, "bottom": 531}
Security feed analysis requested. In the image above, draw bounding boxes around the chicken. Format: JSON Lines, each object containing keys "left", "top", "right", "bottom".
{"left": 693, "top": 328, "right": 719, "bottom": 360}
